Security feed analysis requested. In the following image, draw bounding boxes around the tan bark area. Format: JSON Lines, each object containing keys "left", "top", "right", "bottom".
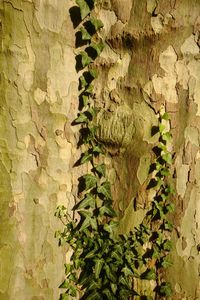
{"left": 0, "top": 1, "right": 80, "bottom": 299}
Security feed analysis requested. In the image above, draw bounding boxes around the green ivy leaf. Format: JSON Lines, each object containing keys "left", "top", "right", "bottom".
{"left": 82, "top": 174, "right": 98, "bottom": 190}
{"left": 92, "top": 145, "right": 103, "bottom": 153}
{"left": 84, "top": 290, "right": 102, "bottom": 300}
{"left": 141, "top": 268, "right": 156, "bottom": 280}
{"left": 94, "top": 258, "right": 104, "bottom": 278}
{"left": 80, "top": 151, "right": 93, "bottom": 164}
{"left": 162, "top": 240, "right": 173, "bottom": 251}
{"left": 159, "top": 123, "right": 165, "bottom": 133}
{"left": 165, "top": 203, "right": 175, "bottom": 213}
{"left": 99, "top": 204, "right": 116, "bottom": 217}
{"left": 87, "top": 279, "right": 101, "bottom": 291}
{"left": 161, "top": 112, "right": 170, "bottom": 120}
{"left": 74, "top": 112, "right": 88, "bottom": 124}
{"left": 103, "top": 220, "right": 118, "bottom": 234}
{"left": 90, "top": 42, "right": 104, "bottom": 55}
{"left": 122, "top": 266, "right": 134, "bottom": 277}
{"left": 75, "top": 194, "right": 95, "bottom": 210}
{"left": 85, "top": 84, "right": 94, "bottom": 93}
{"left": 89, "top": 68, "right": 98, "bottom": 79}
{"left": 159, "top": 282, "right": 173, "bottom": 296}
{"left": 76, "top": 0, "right": 90, "bottom": 20}
{"left": 90, "top": 217, "right": 98, "bottom": 230}
{"left": 59, "top": 279, "right": 70, "bottom": 289}
{"left": 162, "top": 132, "right": 172, "bottom": 141}
{"left": 95, "top": 164, "right": 106, "bottom": 177}
{"left": 60, "top": 293, "right": 69, "bottom": 300}
{"left": 163, "top": 220, "right": 173, "bottom": 231}
{"left": 64, "top": 263, "right": 72, "bottom": 276}
{"left": 102, "top": 288, "right": 116, "bottom": 300}
{"left": 80, "top": 51, "right": 93, "bottom": 67}
{"left": 104, "top": 264, "right": 117, "bottom": 283}
{"left": 80, "top": 27, "right": 91, "bottom": 40}
{"left": 90, "top": 16, "right": 104, "bottom": 30}
{"left": 97, "top": 181, "right": 112, "bottom": 200}
{"left": 161, "top": 257, "right": 173, "bottom": 268}
{"left": 162, "top": 152, "right": 172, "bottom": 164}
{"left": 79, "top": 75, "right": 88, "bottom": 88}
{"left": 82, "top": 94, "right": 89, "bottom": 107}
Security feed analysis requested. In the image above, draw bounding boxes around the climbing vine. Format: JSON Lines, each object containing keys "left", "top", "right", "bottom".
{"left": 55, "top": 0, "right": 175, "bottom": 299}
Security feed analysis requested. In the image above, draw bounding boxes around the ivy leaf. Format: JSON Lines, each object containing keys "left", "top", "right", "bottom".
{"left": 159, "top": 123, "right": 165, "bottom": 133}
{"left": 111, "top": 250, "right": 123, "bottom": 264}
{"left": 92, "top": 145, "right": 103, "bottom": 153}
{"left": 122, "top": 266, "right": 134, "bottom": 277}
{"left": 80, "top": 51, "right": 93, "bottom": 67}
{"left": 161, "top": 112, "right": 170, "bottom": 120}
{"left": 82, "top": 174, "right": 98, "bottom": 190}
{"left": 158, "top": 282, "right": 173, "bottom": 296}
{"left": 90, "top": 217, "right": 98, "bottom": 230}
{"left": 89, "top": 68, "right": 98, "bottom": 79}
{"left": 104, "top": 264, "right": 117, "bottom": 283}
{"left": 76, "top": 0, "right": 90, "bottom": 20}
{"left": 74, "top": 112, "right": 88, "bottom": 124}
{"left": 64, "top": 263, "right": 72, "bottom": 276}
{"left": 162, "top": 132, "right": 172, "bottom": 141}
{"left": 90, "top": 16, "right": 104, "bottom": 30}
{"left": 75, "top": 194, "right": 95, "bottom": 210}
{"left": 59, "top": 279, "right": 70, "bottom": 289}
{"left": 79, "top": 75, "right": 88, "bottom": 88}
{"left": 165, "top": 203, "right": 175, "bottom": 213}
{"left": 82, "top": 94, "right": 89, "bottom": 107}
{"left": 99, "top": 204, "right": 116, "bottom": 217}
{"left": 141, "top": 268, "right": 156, "bottom": 280}
{"left": 162, "top": 240, "right": 173, "bottom": 251}
{"left": 90, "top": 42, "right": 104, "bottom": 55}
{"left": 68, "top": 285, "right": 77, "bottom": 297}
{"left": 87, "top": 279, "right": 101, "bottom": 291}
{"left": 80, "top": 27, "right": 91, "bottom": 40}
{"left": 163, "top": 220, "right": 173, "bottom": 231}
{"left": 118, "top": 275, "right": 130, "bottom": 287}
{"left": 85, "top": 84, "right": 94, "bottom": 93}
{"left": 79, "top": 216, "right": 91, "bottom": 231}
{"left": 103, "top": 220, "right": 118, "bottom": 234}
{"left": 161, "top": 257, "right": 173, "bottom": 268}
{"left": 97, "top": 181, "right": 112, "bottom": 200}
{"left": 94, "top": 258, "right": 104, "bottom": 278}
{"left": 160, "top": 168, "right": 170, "bottom": 176}
{"left": 80, "top": 151, "right": 93, "bottom": 164}
{"left": 84, "top": 290, "right": 102, "bottom": 300}
{"left": 162, "top": 152, "right": 172, "bottom": 164}
{"left": 60, "top": 293, "right": 69, "bottom": 300}
{"left": 102, "top": 288, "right": 116, "bottom": 300}
{"left": 95, "top": 164, "right": 106, "bottom": 177}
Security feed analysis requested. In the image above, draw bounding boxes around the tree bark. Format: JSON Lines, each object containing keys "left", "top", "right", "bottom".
{"left": 0, "top": 1, "right": 80, "bottom": 299}
{"left": 0, "top": 0, "right": 200, "bottom": 299}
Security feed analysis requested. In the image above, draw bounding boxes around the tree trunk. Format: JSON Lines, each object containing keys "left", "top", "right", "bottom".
{"left": 0, "top": 0, "right": 200, "bottom": 299}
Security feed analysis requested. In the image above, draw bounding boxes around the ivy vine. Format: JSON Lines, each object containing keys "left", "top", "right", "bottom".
{"left": 55, "top": 1, "right": 175, "bottom": 299}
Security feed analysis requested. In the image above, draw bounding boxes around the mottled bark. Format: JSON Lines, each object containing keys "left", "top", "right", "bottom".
{"left": 0, "top": 1, "right": 80, "bottom": 299}
{"left": 0, "top": 0, "right": 200, "bottom": 299}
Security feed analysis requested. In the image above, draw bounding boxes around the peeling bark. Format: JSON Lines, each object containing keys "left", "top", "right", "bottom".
{"left": 0, "top": 1, "right": 79, "bottom": 299}
{"left": 0, "top": 0, "right": 200, "bottom": 299}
